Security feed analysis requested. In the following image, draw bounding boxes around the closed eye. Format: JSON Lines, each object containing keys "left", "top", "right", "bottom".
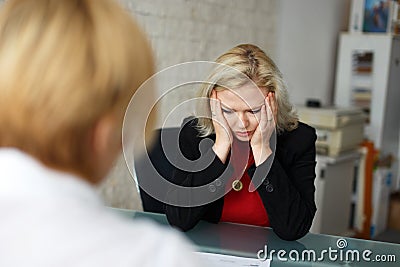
{"left": 221, "top": 108, "right": 234, "bottom": 114}
{"left": 249, "top": 108, "right": 261, "bottom": 114}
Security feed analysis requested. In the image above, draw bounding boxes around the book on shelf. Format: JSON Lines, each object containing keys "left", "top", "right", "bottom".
{"left": 349, "top": 0, "right": 365, "bottom": 33}
{"left": 353, "top": 91, "right": 372, "bottom": 101}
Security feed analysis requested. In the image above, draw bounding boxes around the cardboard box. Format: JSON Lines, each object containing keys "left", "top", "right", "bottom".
{"left": 388, "top": 192, "right": 400, "bottom": 231}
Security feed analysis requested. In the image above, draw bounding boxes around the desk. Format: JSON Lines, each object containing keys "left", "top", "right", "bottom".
{"left": 113, "top": 208, "right": 400, "bottom": 266}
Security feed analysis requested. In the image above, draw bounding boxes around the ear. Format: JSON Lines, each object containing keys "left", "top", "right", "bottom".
{"left": 90, "top": 113, "right": 121, "bottom": 181}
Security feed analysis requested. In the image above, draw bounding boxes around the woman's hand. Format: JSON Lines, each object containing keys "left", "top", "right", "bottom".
{"left": 210, "top": 90, "right": 232, "bottom": 163}
{"left": 267, "top": 92, "right": 278, "bottom": 123}
{"left": 250, "top": 92, "right": 277, "bottom": 166}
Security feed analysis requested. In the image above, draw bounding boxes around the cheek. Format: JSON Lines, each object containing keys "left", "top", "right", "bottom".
{"left": 223, "top": 114, "right": 237, "bottom": 128}
{"left": 249, "top": 114, "right": 260, "bottom": 128}
{"left": 253, "top": 111, "right": 262, "bottom": 121}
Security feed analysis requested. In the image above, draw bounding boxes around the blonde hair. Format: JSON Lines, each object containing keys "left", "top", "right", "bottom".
{"left": 197, "top": 44, "right": 298, "bottom": 136}
{"left": 0, "top": 0, "right": 154, "bottom": 180}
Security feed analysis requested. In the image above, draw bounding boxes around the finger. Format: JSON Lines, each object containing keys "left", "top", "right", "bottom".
{"left": 215, "top": 99, "right": 232, "bottom": 139}
{"left": 210, "top": 90, "right": 218, "bottom": 117}
{"left": 267, "top": 92, "right": 272, "bottom": 111}
{"left": 267, "top": 92, "right": 272, "bottom": 107}
{"left": 215, "top": 98, "right": 224, "bottom": 118}
{"left": 265, "top": 97, "right": 273, "bottom": 123}
{"left": 268, "top": 92, "right": 277, "bottom": 123}
{"left": 260, "top": 104, "right": 267, "bottom": 128}
{"left": 211, "top": 90, "right": 217, "bottom": 99}
{"left": 211, "top": 96, "right": 223, "bottom": 122}
{"left": 270, "top": 92, "right": 277, "bottom": 117}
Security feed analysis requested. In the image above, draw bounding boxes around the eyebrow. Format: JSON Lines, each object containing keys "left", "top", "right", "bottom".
{"left": 220, "top": 103, "right": 264, "bottom": 112}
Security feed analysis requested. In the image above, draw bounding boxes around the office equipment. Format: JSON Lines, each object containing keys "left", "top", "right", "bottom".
{"left": 297, "top": 106, "right": 365, "bottom": 157}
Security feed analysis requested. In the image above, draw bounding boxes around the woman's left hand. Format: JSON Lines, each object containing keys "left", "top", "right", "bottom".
{"left": 250, "top": 92, "right": 277, "bottom": 166}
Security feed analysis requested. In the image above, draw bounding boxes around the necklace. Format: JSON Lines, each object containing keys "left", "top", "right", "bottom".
{"left": 230, "top": 140, "right": 253, "bottom": 192}
{"left": 232, "top": 179, "right": 243, "bottom": 191}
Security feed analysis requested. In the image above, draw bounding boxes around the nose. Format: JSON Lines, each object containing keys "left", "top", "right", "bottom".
{"left": 237, "top": 112, "right": 250, "bottom": 128}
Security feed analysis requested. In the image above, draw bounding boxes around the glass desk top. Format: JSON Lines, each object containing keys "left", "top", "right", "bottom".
{"left": 112, "top": 208, "right": 400, "bottom": 266}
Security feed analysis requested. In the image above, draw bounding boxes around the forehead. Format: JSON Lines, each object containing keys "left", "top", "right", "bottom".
{"left": 216, "top": 83, "right": 266, "bottom": 110}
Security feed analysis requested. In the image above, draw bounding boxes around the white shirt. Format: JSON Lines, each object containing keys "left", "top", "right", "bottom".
{"left": 0, "top": 149, "right": 202, "bottom": 267}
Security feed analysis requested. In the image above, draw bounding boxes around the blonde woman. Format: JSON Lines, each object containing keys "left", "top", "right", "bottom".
{"left": 166, "top": 44, "right": 317, "bottom": 241}
{"left": 0, "top": 0, "right": 200, "bottom": 266}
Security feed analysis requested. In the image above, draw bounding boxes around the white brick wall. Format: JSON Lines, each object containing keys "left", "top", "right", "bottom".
{"left": 119, "top": 0, "right": 277, "bottom": 128}
{"left": 120, "top": 0, "right": 277, "bottom": 69}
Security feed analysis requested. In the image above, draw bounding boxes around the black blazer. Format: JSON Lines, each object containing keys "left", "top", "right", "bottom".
{"left": 165, "top": 118, "right": 317, "bottom": 241}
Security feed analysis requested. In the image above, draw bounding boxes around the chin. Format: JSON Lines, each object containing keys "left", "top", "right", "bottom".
{"left": 234, "top": 134, "right": 252, "bottom": 142}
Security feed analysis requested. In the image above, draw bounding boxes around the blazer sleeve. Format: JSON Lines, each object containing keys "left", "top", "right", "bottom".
{"left": 256, "top": 125, "right": 317, "bottom": 240}
{"left": 165, "top": 121, "right": 233, "bottom": 231}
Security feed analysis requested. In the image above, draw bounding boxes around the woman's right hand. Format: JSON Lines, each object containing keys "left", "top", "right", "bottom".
{"left": 210, "top": 90, "right": 232, "bottom": 163}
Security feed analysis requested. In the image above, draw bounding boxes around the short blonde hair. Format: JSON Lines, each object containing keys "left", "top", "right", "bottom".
{"left": 0, "top": 0, "right": 154, "bottom": 179}
{"left": 197, "top": 44, "right": 298, "bottom": 136}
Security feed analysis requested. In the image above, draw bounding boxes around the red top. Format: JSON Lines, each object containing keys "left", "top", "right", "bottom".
{"left": 220, "top": 141, "right": 270, "bottom": 227}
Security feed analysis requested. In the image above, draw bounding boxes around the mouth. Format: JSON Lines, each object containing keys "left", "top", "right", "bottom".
{"left": 235, "top": 131, "right": 253, "bottom": 138}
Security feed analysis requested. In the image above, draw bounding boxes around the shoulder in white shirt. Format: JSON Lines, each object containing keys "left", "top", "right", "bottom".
{"left": 0, "top": 149, "right": 202, "bottom": 267}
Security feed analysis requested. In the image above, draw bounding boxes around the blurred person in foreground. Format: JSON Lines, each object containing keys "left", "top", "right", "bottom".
{"left": 0, "top": 0, "right": 201, "bottom": 266}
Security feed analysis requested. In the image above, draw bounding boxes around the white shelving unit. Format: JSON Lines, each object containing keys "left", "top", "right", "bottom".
{"left": 334, "top": 33, "right": 400, "bottom": 190}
